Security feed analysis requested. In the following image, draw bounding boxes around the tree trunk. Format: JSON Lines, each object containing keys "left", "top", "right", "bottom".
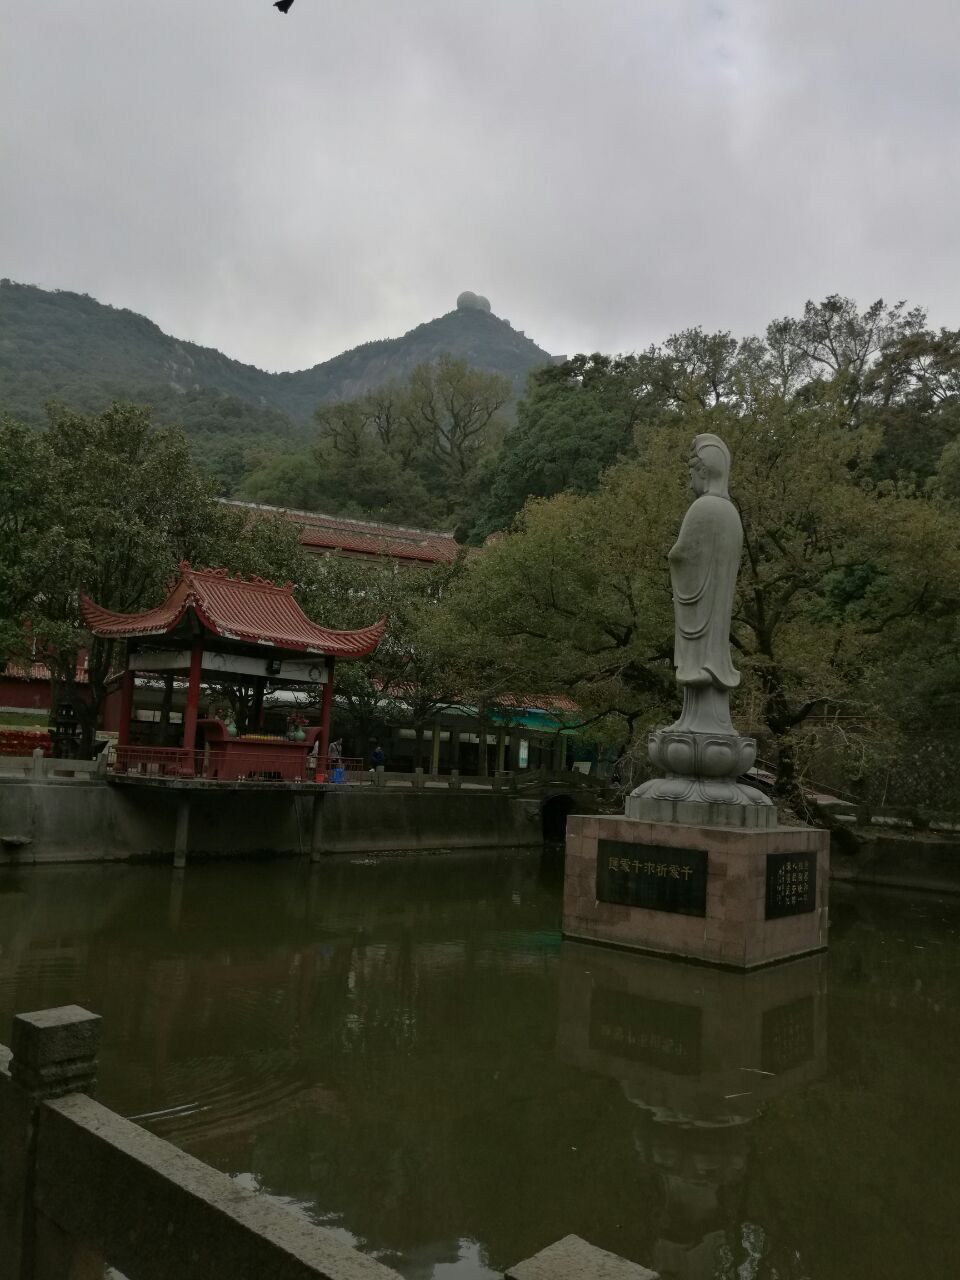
{"left": 763, "top": 671, "right": 813, "bottom": 820}
{"left": 224, "top": 684, "right": 251, "bottom": 735}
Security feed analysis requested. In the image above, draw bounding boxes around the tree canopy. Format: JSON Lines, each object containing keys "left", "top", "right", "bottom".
{"left": 0, "top": 403, "right": 313, "bottom": 750}
{"left": 240, "top": 357, "right": 511, "bottom": 531}
{"left": 436, "top": 301, "right": 960, "bottom": 808}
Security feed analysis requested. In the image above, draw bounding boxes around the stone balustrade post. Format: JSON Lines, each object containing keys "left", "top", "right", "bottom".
{"left": 0, "top": 1007, "right": 101, "bottom": 1279}
{"left": 506, "top": 1235, "right": 658, "bottom": 1279}
{"left": 9, "top": 1007, "right": 100, "bottom": 1099}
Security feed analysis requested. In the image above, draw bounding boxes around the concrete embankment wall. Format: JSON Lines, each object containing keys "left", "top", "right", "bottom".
{"left": 9, "top": 770, "right": 960, "bottom": 892}
{"left": 831, "top": 831, "right": 960, "bottom": 895}
{"left": 319, "top": 787, "right": 542, "bottom": 854}
{"left": 0, "top": 776, "right": 542, "bottom": 864}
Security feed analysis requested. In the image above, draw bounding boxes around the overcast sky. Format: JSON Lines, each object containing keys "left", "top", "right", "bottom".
{"left": 3, "top": 1, "right": 958, "bottom": 372}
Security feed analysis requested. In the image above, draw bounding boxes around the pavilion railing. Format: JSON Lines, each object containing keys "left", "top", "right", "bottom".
{"left": 113, "top": 745, "right": 365, "bottom": 785}
{"left": 314, "top": 755, "right": 366, "bottom": 785}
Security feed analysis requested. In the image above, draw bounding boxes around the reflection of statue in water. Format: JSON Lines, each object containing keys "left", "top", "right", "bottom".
{"left": 627, "top": 434, "right": 774, "bottom": 826}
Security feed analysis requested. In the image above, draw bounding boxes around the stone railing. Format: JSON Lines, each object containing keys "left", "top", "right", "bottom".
{"left": 0, "top": 750, "right": 106, "bottom": 781}
{"left": 1, "top": 752, "right": 603, "bottom": 796}
{"left": 0, "top": 1007, "right": 656, "bottom": 1280}
{"left": 370, "top": 766, "right": 602, "bottom": 794}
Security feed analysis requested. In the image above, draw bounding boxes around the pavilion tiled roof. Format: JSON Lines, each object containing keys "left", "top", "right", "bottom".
{"left": 222, "top": 501, "right": 460, "bottom": 565}
{"left": 80, "top": 564, "right": 385, "bottom": 658}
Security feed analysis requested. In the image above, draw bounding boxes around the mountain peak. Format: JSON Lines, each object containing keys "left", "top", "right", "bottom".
{"left": 456, "top": 290, "right": 492, "bottom": 313}
{"left": 0, "top": 280, "right": 557, "bottom": 483}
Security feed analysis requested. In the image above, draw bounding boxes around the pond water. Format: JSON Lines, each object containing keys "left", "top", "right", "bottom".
{"left": 1, "top": 851, "right": 959, "bottom": 1280}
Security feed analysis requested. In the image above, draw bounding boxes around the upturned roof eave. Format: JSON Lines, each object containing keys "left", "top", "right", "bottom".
{"left": 80, "top": 568, "right": 386, "bottom": 660}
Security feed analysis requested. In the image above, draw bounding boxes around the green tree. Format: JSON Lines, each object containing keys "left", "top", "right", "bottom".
{"left": 0, "top": 419, "right": 59, "bottom": 664}
{"left": 312, "top": 389, "right": 438, "bottom": 524}
{"left": 298, "top": 554, "right": 463, "bottom": 765}
{"left": 470, "top": 354, "right": 661, "bottom": 541}
{"left": 440, "top": 463, "right": 680, "bottom": 759}
{"left": 864, "top": 324, "right": 960, "bottom": 482}
{"left": 469, "top": 326, "right": 794, "bottom": 543}
{"left": 442, "top": 386, "right": 960, "bottom": 810}
{"left": 237, "top": 449, "right": 324, "bottom": 511}
{"left": 401, "top": 357, "right": 510, "bottom": 517}
{"left": 240, "top": 359, "right": 510, "bottom": 530}
{"left": 766, "top": 294, "right": 922, "bottom": 419}
{"left": 19, "top": 403, "right": 314, "bottom": 753}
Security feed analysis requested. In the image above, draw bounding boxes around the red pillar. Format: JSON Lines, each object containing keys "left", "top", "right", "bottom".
{"left": 318, "top": 658, "right": 334, "bottom": 767}
{"left": 181, "top": 635, "right": 204, "bottom": 755}
{"left": 116, "top": 667, "right": 135, "bottom": 749}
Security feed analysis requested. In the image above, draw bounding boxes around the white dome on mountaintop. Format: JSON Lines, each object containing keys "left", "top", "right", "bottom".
{"left": 456, "top": 291, "right": 491, "bottom": 313}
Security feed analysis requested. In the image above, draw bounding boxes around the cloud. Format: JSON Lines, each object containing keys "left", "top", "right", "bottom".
{"left": 2, "top": 0, "right": 959, "bottom": 371}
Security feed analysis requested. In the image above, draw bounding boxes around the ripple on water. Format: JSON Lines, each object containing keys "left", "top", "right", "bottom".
{"left": 143, "top": 1053, "right": 342, "bottom": 1149}
{"left": 0, "top": 949, "right": 83, "bottom": 1007}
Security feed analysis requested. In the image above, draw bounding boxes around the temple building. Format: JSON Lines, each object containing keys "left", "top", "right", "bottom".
{"left": 81, "top": 563, "right": 384, "bottom": 777}
{"left": 1, "top": 511, "right": 593, "bottom": 780}
{"left": 220, "top": 501, "right": 460, "bottom": 567}
{"left": 0, "top": 506, "right": 454, "bottom": 719}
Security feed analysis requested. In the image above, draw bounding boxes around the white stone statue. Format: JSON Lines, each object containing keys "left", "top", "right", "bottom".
{"left": 627, "top": 433, "right": 774, "bottom": 827}
{"left": 671, "top": 434, "right": 741, "bottom": 692}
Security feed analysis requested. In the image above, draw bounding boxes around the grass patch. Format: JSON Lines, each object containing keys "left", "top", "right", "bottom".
{"left": 0, "top": 710, "right": 49, "bottom": 728}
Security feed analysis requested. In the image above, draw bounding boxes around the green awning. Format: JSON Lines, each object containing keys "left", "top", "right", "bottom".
{"left": 488, "top": 707, "right": 576, "bottom": 733}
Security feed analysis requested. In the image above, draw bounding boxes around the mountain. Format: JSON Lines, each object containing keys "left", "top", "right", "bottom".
{"left": 0, "top": 280, "right": 556, "bottom": 486}
{"left": 267, "top": 301, "right": 556, "bottom": 420}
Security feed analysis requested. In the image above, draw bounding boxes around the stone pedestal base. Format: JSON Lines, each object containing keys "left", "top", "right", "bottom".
{"left": 563, "top": 815, "right": 829, "bottom": 969}
{"left": 625, "top": 791, "right": 777, "bottom": 829}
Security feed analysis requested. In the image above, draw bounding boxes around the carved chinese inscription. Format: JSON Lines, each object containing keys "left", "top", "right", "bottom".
{"left": 765, "top": 851, "right": 817, "bottom": 919}
{"left": 596, "top": 840, "right": 708, "bottom": 917}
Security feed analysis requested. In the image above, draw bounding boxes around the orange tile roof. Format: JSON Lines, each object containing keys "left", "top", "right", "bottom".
{"left": 2, "top": 656, "right": 89, "bottom": 684}
{"left": 222, "top": 501, "right": 460, "bottom": 565}
{"left": 80, "top": 564, "right": 385, "bottom": 658}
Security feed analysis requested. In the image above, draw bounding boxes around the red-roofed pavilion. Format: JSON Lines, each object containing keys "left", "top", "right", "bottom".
{"left": 81, "top": 563, "right": 385, "bottom": 769}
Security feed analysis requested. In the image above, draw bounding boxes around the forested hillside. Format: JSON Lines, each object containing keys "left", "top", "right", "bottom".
{"left": 0, "top": 280, "right": 555, "bottom": 491}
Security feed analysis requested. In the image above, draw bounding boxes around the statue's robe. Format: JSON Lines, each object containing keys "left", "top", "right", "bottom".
{"left": 668, "top": 493, "right": 742, "bottom": 690}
